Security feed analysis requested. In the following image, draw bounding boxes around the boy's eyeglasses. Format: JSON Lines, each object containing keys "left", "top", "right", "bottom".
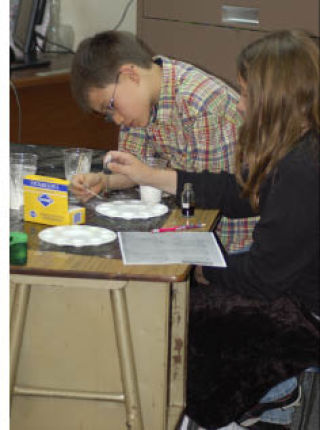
{"left": 92, "top": 72, "right": 120, "bottom": 122}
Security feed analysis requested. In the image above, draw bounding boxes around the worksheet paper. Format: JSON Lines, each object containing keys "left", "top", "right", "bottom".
{"left": 118, "top": 232, "right": 227, "bottom": 267}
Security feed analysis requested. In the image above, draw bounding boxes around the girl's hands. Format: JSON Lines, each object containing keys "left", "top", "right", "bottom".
{"left": 105, "top": 151, "right": 177, "bottom": 195}
{"left": 105, "top": 151, "right": 153, "bottom": 185}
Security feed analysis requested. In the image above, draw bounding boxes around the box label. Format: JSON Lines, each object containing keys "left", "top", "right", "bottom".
{"left": 23, "top": 175, "right": 85, "bottom": 225}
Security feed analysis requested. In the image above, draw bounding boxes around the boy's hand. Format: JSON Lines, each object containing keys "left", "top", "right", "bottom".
{"left": 71, "top": 172, "right": 107, "bottom": 202}
{"left": 194, "top": 266, "right": 210, "bottom": 286}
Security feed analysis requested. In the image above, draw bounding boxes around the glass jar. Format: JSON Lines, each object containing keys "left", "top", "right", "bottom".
{"left": 181, "top": 182, "right": 195, "bottom": 217}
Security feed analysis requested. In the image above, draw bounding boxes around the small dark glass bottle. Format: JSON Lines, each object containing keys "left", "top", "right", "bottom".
{"left": 181, "top": 183, "right": 195, "bottom": 217}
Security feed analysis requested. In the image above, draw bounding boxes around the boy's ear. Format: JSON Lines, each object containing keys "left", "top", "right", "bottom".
{"left": 118, "top": 64, "right": 140, "bottom": 84}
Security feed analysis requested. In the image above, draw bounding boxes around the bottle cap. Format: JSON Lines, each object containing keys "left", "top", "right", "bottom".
{"left": 183, "top": 182, "right": 193, "bottom": 189}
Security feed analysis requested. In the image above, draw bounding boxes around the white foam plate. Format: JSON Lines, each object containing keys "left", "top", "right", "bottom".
{"left": 38, "top": 225, "right": 117, "bottom": 247}
{"left": 95, "top": 199, "right": 169, "bottom": 219}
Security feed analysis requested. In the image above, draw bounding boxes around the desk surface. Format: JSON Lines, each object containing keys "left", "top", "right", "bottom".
{"left": 10, "top": 143, "right": 219, "bottom": 282}
{"left": 10, "top": 54, "right": 119, "bottom": 149}
{"left": 10, "top": 54, "right": 73, "bottom": 88}
{"left": 11, "top": 208, "right": 219, "bottom": 283}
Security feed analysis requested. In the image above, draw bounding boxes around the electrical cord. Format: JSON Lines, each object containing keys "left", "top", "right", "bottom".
{"left": 10, "top": 80, "right": 22, "bottom": 144}
{"left": 113, "top": 0, "right": 135, "bottom": 30}
{"left": 35, "top": 30, "right": 75, "bottom": 54}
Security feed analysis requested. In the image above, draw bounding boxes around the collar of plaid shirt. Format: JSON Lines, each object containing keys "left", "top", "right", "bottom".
{"left": 149, "top": 55, "right": 180, "bottom": 125}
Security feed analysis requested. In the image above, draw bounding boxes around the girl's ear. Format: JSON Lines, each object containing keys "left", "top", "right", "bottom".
{"left": 118, "top": 64, "right": 140, "bottom": 84}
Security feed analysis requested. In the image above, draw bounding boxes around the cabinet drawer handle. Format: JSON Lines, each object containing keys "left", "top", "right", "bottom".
{"left": 222, "top": 6, "right": 259, "bottom": 26}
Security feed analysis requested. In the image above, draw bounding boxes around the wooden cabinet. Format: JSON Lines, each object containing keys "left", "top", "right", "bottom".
{"left": 138, "top": 0, "right": 319, "bottom": 87}
{"left": 10, "top": 54, "right": 119, "bottom": 150}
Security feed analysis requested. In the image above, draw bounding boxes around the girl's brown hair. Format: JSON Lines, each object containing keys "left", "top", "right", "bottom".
{"left": 235, "top": 30, "right": 319, "bottom": 210}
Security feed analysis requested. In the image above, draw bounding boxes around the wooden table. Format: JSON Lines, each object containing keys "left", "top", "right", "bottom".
{"left": 10, "top": 53, "right": 119, "bottom": 150}
{"left": 10, "top": 208, "right": 219, "bottom": 430}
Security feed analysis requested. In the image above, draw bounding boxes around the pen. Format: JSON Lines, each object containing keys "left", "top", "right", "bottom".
{"left": 151, "top": 223, "right": 206, "bottom": 233}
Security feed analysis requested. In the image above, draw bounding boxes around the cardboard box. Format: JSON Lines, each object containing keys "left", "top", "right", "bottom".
{"left": 23, "top": 175, "right": 85, "bottom": 225}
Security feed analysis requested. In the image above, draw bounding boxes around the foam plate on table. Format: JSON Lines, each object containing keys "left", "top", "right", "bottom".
{"left": 95, "top": 200, "right": 169, "bottom": 219}
{"left": 38, "top": 225, "right": 117, "bottom": 247}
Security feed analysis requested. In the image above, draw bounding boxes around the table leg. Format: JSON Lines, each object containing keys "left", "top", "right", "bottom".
{"left": 110, "top": 288, "right": 144, "bottom": 430}
{"left": 10, "top": 282, "right": 31, "bottom": 407}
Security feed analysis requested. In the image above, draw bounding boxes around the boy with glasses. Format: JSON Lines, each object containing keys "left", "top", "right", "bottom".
{"left": 70, "top": 30, "right": 258, "bottom": 253}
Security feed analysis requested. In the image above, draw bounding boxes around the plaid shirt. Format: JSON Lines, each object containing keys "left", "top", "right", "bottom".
{"left": 119, "top": 56, "right": 258, "bottom": 252}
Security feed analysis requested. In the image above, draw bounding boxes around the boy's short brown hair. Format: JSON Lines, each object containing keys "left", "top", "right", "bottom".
{"left": 71, "top": 31, "right": 154, "bottom": 112}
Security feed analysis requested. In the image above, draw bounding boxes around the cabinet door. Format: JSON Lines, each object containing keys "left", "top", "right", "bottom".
{"left": 260, "top": 0, "right": 319, "bottom": 35}
{"left": 143, "top": 0, "right": 221, "bottom": 23}
{"left": 219, "top": 0, "right": 319, "bottom": 35}
{"left": 141, "top": 0, "right": 319, "bottom": 35}
{"left": 139, "top": 18, "right": 269, "bottom": 87}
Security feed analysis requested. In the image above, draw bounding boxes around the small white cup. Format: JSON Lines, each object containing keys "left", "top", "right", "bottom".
{"left": 139, "top": 156, "right": 168, "bottom": 204}
{"left": 140, "top": 185, "right": 162, "bottom": 204}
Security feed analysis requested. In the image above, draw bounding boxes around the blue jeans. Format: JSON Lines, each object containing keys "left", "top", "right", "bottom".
{"left": 259, "top": 377, "right": 298, "bottom": 424}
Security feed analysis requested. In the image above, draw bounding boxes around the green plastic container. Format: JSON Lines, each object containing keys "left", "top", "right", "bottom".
{"left": 10, "top": 232, "right": 28, "bottom": 265}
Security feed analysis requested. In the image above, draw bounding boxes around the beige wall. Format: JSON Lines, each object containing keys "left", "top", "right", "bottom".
{"left": 60, "top": 0, "right": 137, "bottom": 50}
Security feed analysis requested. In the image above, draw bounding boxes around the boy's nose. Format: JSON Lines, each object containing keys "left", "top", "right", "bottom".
{"left": 112, "top": 111, "right": 124, "bottom": 126}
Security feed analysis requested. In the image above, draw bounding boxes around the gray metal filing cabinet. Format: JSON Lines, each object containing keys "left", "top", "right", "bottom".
{"left": 137, "top": 0, "right": 320, "bottom": 87}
